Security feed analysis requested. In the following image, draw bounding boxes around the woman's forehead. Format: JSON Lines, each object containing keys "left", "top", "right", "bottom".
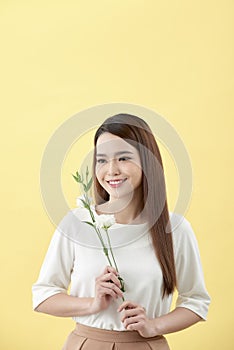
{"left": 96, "top": 133, "right": 137, "bottom": 155}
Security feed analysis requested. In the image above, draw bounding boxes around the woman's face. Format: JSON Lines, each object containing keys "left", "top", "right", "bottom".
{"left": 95, "top": 132, "right": 142, "bottom": 201}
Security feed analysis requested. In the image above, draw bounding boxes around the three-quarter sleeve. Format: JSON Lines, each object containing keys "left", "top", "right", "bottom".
{"left": 173, "top": 218, "right": 211, "bottom": 320}
{"left": 32, "top": 211, "right": 75, "bottom": 310}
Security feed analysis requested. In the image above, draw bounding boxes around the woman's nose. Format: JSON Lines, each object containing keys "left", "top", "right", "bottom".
{"left": 107, "top": 159, "right": 120, "bottom": 175}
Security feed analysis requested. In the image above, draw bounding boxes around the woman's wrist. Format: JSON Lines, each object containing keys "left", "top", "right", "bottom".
{"left": 151, "top": 317, "right": 164, "bottom": 336}
{"left": 75, "top": 297, "right": 95, "bottom": 316}
{"left": 88, "top": 298, "right": 100, "bottom": 315}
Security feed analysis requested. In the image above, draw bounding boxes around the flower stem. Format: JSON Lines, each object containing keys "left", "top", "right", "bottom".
{"left": 104, "top": 228, "right": 125, "bottom": 295}
{"left": 103, "top": 249, "right": 113, "bottom": 267}
{"left": 84, "top": 193, "right": 96, "bottom": 223}
{"left": 104, "top": 228, "right": 119, "bottom": 272}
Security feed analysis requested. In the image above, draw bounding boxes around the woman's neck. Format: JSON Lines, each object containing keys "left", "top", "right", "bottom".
{"left": 95, "top": 190, "right": 146, "bottom": 225}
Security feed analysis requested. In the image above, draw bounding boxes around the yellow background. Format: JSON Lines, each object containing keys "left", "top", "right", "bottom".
{"left": 1, "top": 1, "right": 233, "bottom": 349}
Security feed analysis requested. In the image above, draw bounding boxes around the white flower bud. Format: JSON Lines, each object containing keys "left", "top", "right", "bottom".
{"left": 95, "top": 214, "right": 116, "bottom": 229}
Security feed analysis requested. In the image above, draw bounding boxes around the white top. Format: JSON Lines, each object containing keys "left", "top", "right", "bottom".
{"left": 32, "top": 207, "right": 211, "bottom": 331}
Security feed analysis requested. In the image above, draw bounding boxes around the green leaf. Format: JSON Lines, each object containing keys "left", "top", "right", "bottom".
{"left": 103, "top": 247, "right": 108, "bottom": 256}
{"left": 73, "top": 172, "right": 82, "bottom": 182}
{"left": 72, "top": 174, "right": 79, "bottom": 182}
{"left": 79, "top": 199, "right": 88, "bottom": 208}
{"left": 77, "top": 172, "right": 81, "bottom": 181}
{"left": 83, "top": 221, "right": 95, "bottom": 228}
{"left": 86, "top": 177, "right": 93, "bottom": 192}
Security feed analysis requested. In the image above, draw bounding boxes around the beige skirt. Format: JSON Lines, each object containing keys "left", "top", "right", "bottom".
{"left": 62, "top": 322, "right": 170, "bottom": 350}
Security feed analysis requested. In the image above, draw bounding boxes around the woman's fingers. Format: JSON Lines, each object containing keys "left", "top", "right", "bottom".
{"left": 102, "top": 272, "right": 121, "bottom": 287}
{"left": 99, "top": 286, "right": 118, "bottom": 299}
{"left": 117, "top": 301, "right": 146, "bottom": 329}
{"left": 120, "top": 307, "right": 146, "bottom": 322}
{"left": 94, "top": 266, "right": 123, "bottom": 301}
{"left": 100, "top": 282, "right": 123, "bottom": 298}
{"left": 103, "top": 265, "right": 118, "bottom": 276}
{"left": 116, "top": 300, "right": 155, "bottom": 337}
{"left": 123, "top": 315, "right": 145, "bottom": 329}
{"left": 91, "top": 266, "right": 123, "bottom": 313}
{"left": 117, "top": 301, "right": 139, "bottom": 312}
{"left": 96, "top": 267, "right": 121, "bottom": 289}
{"left": 95, "top": 266, "right": 123, "bottom": 299}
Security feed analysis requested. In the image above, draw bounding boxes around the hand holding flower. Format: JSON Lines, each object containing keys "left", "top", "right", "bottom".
{"left": 90, "top": 266, "right": 124, "bottom": 314}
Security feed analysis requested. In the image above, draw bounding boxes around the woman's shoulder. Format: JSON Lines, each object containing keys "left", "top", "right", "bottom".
{"left": 57, "top": 207, "right": 105, "bottom": 248}
{"left": 58, "top": 207, "right": 86, "bottom": 226}
{"left": 169, "top": 211, "right": 196, "bottom": 249}
{"left": 169, "top": 211, "right": 192, "bottom": 233}
{"left": 55, "top": 207, "right": 89, "bottom": 240}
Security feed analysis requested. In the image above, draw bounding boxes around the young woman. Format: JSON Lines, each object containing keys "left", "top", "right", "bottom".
{"left": 32, "top": 113, "right": 211, "bottom": 350}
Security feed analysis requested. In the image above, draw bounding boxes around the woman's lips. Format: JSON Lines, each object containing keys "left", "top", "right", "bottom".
{"left": 107, "top": 179, "right": 127, "bottom": 188}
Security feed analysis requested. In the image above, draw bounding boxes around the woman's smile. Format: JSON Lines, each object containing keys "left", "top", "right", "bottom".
{"left": 106, "top": 178, "right": 127, "bottom": 188}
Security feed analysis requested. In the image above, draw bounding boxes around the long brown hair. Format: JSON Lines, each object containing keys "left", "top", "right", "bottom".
{"left": 92, "top": 113, "right": 177, "bottom": 298}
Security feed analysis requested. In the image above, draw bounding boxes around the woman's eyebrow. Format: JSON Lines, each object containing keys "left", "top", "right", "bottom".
{"left": 96, "top": 151, "right": 134, "bottom": 157}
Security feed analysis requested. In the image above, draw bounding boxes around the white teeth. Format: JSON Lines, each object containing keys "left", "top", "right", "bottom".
{"left": 109, "top": 179, "right": 125, "bottom": 185}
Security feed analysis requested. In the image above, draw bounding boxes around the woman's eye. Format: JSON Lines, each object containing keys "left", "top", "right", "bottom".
{"left": 119, "top": 157, "right": 131, "bottom": 161}
{"left": 96, "top": 159, "right": 106, "bottom": 164}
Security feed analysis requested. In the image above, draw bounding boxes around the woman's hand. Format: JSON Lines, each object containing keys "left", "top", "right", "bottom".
{"left": 117, "top": 300, "right": 159, "bottom": 338}
{"left": 90, "top": 266, "right": 124, "bottom": 314}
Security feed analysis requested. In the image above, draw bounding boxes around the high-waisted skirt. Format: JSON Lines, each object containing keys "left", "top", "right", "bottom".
{"left": 62, "top": 322, "right": 170, "bottom": 350}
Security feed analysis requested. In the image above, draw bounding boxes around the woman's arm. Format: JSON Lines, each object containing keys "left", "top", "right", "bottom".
{"left": 35, "top": 266, "right": 123, "bottom": 317}
{"left": 152, "top": 307, "right": 202, "bottom": 335}
{"left": 35, "top": 293, "right": 94, "bottom": 317}
{"left": 32, "top": 212, "right": 77, "bottom": 313}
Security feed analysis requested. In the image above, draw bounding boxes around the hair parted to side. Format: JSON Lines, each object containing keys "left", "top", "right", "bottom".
{"left": 92, "top": 113, "right": 177, "bottom": 298}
